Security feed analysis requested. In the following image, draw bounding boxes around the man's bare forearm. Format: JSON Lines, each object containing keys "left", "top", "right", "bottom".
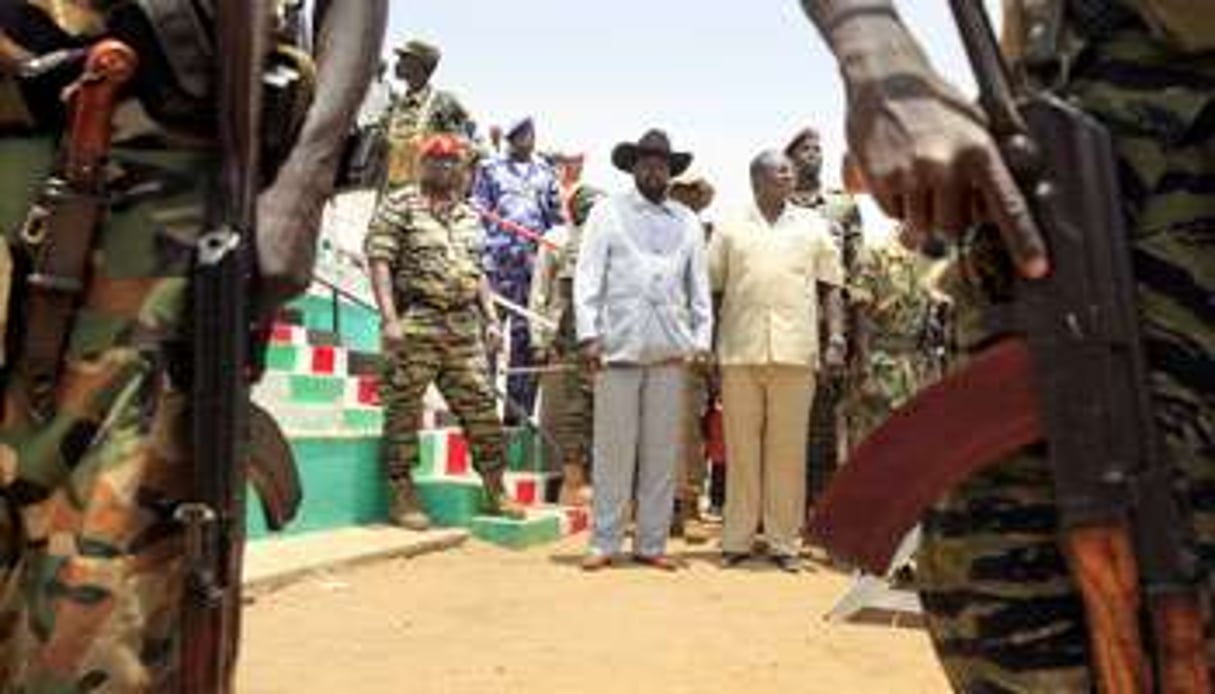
{"left": 799, "top": 0, "right": 936, "bottom": 91}
{"left": 282, "top": 0, "right": 388, "bottom": 182}
{"left": 369, "top": 260, "right": 399, "bottom": 324}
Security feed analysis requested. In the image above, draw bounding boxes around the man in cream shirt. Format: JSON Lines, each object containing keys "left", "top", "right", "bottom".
{"left": 709, "top": 150, "right": 845, "bottom": 572}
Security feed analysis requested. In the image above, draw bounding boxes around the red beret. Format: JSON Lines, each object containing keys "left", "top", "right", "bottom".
{"left": 419, "top": 134, "right": 466, "bottom": 160}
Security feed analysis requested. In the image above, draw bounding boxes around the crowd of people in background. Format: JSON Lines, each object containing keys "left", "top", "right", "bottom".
{"left": 359, "top": 37, "right": 957, "bottom": 572}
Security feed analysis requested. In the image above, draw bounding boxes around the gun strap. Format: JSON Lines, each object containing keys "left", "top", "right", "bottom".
{"left": 16, "top": 183, "right": 105, "bottom": 418}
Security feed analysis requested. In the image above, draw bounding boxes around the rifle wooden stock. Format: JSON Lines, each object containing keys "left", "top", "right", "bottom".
{"left": 1063, "top": 526, "right": 1150, "bottom": 693}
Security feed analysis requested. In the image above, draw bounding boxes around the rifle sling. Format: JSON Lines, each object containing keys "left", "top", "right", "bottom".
{"left": 17, "top": 183, "right": 106, "bottom": 419}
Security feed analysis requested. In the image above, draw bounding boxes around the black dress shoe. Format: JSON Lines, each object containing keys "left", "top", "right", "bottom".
{"left": 772, "top": 555, "right": 802, "bottom": 573}
{"left": 721, "top": 552, "right": 750, "bottom": 568}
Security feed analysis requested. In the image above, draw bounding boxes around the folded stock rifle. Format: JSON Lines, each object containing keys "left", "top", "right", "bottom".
{"left": 808, "top": 1, "right": 1208, "bottom": 691}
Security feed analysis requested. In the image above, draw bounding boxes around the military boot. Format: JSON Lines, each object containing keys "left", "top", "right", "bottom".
{"left": 481, "top": 469, "right": 528, "bottom": 520}
{"left": 683, "top": 501, "right": 710, "bottom": 545}
{"left": 389, "top": 474, "right": 431, "bottom": 531}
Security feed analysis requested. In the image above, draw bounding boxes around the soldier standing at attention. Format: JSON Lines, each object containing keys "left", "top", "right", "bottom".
{"left": 366, "top": 134, "right": 527, "bottom": 531}
{"left": 382, "top": 39, "right": 472, "bottom": 192}
{"left": 785, "top": 126, "right": 863, "bottom": 507}
{"left": 0, "top": 0, "right": 385, "bottom": 689}
{"left": 802, "top": 0, "right": 1213, "bottom": 690}
{"left": 530, "top": 184, "right": 605, "bottom": 507}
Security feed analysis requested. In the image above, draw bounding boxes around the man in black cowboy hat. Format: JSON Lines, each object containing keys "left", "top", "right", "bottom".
{"left": 382, "top": 38, "right": 473, "bottom": 190}
{"left": 574, "top": 129, "right": 713, "bottom": 571}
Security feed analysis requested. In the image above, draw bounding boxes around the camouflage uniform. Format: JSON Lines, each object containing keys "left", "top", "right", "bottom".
{"left": 0, "top": 29, "right": 220, "bottom": 691}
{"left": 845, "top": 242, "right": 948, "bottom": 443}
{"left": 915, "top": 2, "right": 1215, "bottom": 690}
{"left": 791, "top": 189, "right": 862, "bottom": 501}
{"left": 530, "top": 225, "right": 593, "bottom": 469}
{"left": 364, "top": 187, "right": 507, "bottom": 486}
{"left": 382, "top": 86, "right": 471, "bottom": 191}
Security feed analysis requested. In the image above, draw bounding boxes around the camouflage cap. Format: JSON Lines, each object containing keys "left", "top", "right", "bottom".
{"left": 395, "top": 39, "right": 442, "bottom": 69}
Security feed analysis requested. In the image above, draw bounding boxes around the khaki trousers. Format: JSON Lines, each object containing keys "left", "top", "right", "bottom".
{"left": 721, "top": 365, "right": 816, "bottom": 557}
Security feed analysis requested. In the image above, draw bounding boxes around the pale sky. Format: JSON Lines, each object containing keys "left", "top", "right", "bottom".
{"left": 382, "top": 2, "right": 1003, "bottom": 222}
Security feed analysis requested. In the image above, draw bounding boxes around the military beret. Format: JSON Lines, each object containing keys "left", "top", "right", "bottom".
{"left": 418, "top": 133, "right": 466, "bottom": 160}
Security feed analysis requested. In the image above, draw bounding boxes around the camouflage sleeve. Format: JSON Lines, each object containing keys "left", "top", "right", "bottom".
{"left": 363, "top": 192, "right": 408, "bottom": 263}
{"left": 529, "top": 245, "right": 559, "bottom": 349}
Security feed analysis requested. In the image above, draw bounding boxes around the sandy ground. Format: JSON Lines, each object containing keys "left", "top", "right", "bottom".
{"left": 238, "top": 532, "right": 950, "bottom": 694}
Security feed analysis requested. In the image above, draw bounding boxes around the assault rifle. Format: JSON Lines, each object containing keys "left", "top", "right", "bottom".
{"left": 809, "top": 1, "right": 1208, "bottom": 691}
{"left": 176, "top": 2, "right": 301, "bottom": 692}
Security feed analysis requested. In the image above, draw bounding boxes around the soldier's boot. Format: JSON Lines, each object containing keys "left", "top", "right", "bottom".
{"left": 388, "top": 474, "right": 432, "bottom": 531}
{"left": 683, "top": 498, "right": 710, "bottom": 545}
{"left": 558, "top": 462, "right": 590, "bottom": 507}
{"left": 481, "top": 469, "right": 528, "bottom": 520}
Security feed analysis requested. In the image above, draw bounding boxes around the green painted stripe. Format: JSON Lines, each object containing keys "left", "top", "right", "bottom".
{"left": 288, "top": 374, "right": 347, "bottom": 404}
{"left": 264, "top": 344, "right": 301, "bottom": 372}
{"left": 342, "top": 408, "right": 383, "bottom": 430}
{"left": 414, "top": 478, "right": 484, "bottom": 527}
{"left": 470, "top": 514, "right": 561, "bottom": 549}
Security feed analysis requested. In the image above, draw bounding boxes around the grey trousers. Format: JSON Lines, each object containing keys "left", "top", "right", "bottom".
{"left": 589, "top": 364, "right": 685, "bottom": 557}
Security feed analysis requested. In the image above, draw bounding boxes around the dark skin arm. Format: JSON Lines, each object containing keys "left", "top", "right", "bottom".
{"left": 256, "top": 0, "right": 389, "bottom": 317}
{"left": 800, "top": 0, "right": 1047, "bottom": 278}
{"left": 369, "top": 258, "right": 405, "bottom": 350}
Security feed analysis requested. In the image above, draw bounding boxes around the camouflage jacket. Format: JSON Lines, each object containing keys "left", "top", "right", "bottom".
{"left": 363, "top": 186, "right": 485, "bottom": 312}
{"left": 528, "top": 224, "right": 584, "bottom": 351}
{"left": 850, "top": 242, "right": 949, "bottom": 404}
{"left": 383, "top": 86, "right": 471, "bottom": 189}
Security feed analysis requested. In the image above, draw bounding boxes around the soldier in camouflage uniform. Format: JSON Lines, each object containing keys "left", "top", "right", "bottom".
{"left": 381, "top": 39, "right": 473, "bottom": 192}
{"left": 845, "top": 238, "right": 951, "bottom": 443}
{"left": 667, "top": 174, "right": 716, "bottom": 543}
{"left": 366, "top": 134, "right": 526, "bottom": 531}
{"left": 0, "top": 1, "right": 383, "bottom": 689}
{"left": 786, "top": 127, "right": 860, "bottom": 504}
{"left": 804, "top": 0, "right": 1213, "bottom": 690}
{"left": 530, "top": 185, "right": 604, "bottom": 507}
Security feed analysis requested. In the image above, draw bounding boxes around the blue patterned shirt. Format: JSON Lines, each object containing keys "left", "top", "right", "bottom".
{"left": 471, "top": 155, "right": 565, "bottom": 274}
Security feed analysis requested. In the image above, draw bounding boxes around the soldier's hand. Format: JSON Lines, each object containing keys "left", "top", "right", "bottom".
{"left": 832, "top": 20, "right": 1048, "bottom": 279}
{"left": 382, "top": 319, "right": 406, "bottom": 351}
{"left": 485, "top": 322, "right": 504, "bottom": 354}
{"left": 580, "top": 339, "right": 604, "bottom": 373}
{"left": 824, "top": 339, "right": 847, "bottom": 372}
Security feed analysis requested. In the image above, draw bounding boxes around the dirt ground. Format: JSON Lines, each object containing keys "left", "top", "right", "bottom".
{"left": 238, "top": 532, "right": 950, "bottom": 694}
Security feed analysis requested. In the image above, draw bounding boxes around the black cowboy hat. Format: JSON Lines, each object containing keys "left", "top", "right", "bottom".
{"left": 611, "top": 129, "right": 693, "bottom": 177}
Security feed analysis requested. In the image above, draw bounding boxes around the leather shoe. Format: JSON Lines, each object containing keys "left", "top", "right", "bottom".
{"left": 772, "top": 555, "right": 802, "bottom": 574}
{"left": 581, "top": 553, "right": 612, "bottom": 572}
{"left": 721, "top": 552, "right": 749, "bottom": 568}
{"left": 634, "top": 554, "right": 680, "bottom": 571}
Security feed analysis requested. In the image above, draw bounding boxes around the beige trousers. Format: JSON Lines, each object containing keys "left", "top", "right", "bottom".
{"left": 721, "top": 365, "right": 816, "bottom": 557}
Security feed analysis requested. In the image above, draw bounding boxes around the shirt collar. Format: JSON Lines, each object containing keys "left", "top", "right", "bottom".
{"left": 627, "top": 188, "right": 677, "bottom": 217}
{"left": 747, "top": 201, "right": 797, "bottom": 228}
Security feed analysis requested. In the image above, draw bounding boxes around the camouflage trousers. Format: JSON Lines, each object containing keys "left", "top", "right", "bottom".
{"left": 678, "top": 362, "right": 710, "bottom": 506}
{"left": 0, "top": 137, "right": 215, "bottom": 691}
{"left": 537, "top": 321, "right": 592, "bottom": 468}
{"left": 805, "top": 374, "right": 841, "bottom": 504}
{"left": 380, "top": 307, "right": 506, "bottom": 481}
{"left": 916, "top": 30, "right": 1215, "bottom": 692}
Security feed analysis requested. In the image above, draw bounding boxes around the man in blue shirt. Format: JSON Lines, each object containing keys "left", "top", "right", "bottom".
{"left": 472, "top": 117, "right": 564, "bottom": 419}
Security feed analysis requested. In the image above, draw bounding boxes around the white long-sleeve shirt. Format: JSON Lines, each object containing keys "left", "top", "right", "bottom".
{"left": 574, "top": 190, "right": 713, "bottom": 365}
